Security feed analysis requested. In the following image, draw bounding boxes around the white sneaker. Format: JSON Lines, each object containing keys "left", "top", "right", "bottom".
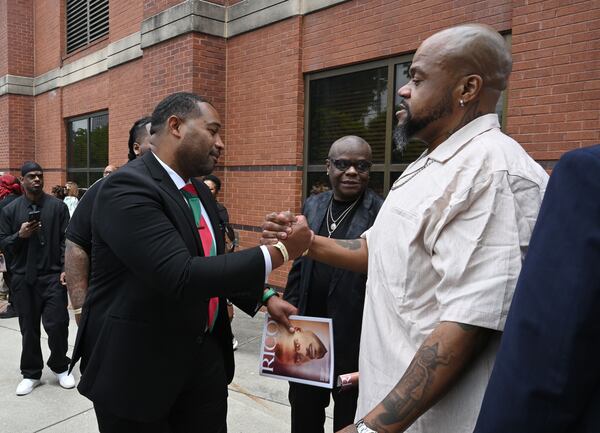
{"left": 55, "top": 370, "right": 76, "bottom": 389}
{"left": 16, "top": 378, "right": 41, "bottom": 396}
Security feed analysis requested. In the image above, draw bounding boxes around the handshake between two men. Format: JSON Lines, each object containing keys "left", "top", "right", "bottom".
{"left": 262, "top": 210, "right": 369, "bottom": 329}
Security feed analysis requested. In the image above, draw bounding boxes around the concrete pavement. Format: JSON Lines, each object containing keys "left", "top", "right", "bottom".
{"left": 0, "top": 304, "right": 333, "bottom": 432}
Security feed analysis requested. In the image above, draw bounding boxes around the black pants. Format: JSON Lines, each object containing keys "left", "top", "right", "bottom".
{"left": 289, "top": 381, "right": 359, "bottom": 433}
{"left": 94, "top": 333, "right": 228, "bottom": 433}
{"left": 3, "top": 270, "right": 16, "bottom": 309}
{"left": 11, "top": 273, "right": 70, "bottom": 379}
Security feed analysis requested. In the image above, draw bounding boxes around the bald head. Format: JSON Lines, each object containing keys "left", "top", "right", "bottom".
{"left": 328, "top": 135, "right": 372, "bottom": 159}
{"left": 420, "top": 24, "right": 511, "bottom": 91}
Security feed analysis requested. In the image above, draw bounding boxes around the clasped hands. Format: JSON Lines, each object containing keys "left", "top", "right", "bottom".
{"left": 261, "top": 210, "right": 310, "bottom": 250}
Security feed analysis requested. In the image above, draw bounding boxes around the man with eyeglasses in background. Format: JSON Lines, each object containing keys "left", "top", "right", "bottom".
{"left": 283, "top": 135, "right": 383, "bottom": 432}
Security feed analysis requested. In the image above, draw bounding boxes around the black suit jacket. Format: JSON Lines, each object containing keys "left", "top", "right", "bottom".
{"left": 474, "top": 145, "right": 600, "bottom": 433}
{"left": 283, "top": 189, "right": 383, "bottom": 373}
{"left": 74, "top": 152, "right": 265, "bottom": 422}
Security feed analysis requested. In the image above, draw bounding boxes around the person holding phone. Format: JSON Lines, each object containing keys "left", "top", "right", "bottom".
{"left": 0, "top": 161, "right": 73, "bottom": 396}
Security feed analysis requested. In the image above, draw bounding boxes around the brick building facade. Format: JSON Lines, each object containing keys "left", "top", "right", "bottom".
{"left": 1, "top": 0, "right": 599, "bottom": 286}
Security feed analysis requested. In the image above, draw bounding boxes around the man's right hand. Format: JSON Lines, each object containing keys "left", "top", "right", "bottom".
{"left": 18, "top": 221, "right": 40, "bottom": 238}
{"left": 281, "top": 215, "right": 313, "bottom": 260}
{"left": 261, "top": 211, "right": 296, "bottom": 244}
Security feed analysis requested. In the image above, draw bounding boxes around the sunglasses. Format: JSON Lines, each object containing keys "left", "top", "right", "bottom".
{"left": 328, "top": 158, "right": 372, "bottom": 173}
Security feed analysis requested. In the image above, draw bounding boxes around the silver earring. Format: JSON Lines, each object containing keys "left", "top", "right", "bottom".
{"left": 459, "top": 99, "right": 465, "bottom": 107}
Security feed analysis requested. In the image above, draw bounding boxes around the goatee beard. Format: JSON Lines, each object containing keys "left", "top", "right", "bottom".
{"left": 393, "top": 93, "right": 454, "bottom": 155}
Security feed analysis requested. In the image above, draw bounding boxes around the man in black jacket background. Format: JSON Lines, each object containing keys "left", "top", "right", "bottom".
{"left": 284, "top": 136, "right": 383, "bottom": 432}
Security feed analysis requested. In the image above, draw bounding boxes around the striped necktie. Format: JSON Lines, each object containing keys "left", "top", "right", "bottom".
{"left": 181, "top": 183, "right": 219, "bottom": 332}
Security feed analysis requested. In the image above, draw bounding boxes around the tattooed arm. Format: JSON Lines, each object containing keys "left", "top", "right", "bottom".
{"left": 340, "top": 321, "right": 490, "bottom": 433}
{"left": 65, "top": 239, "right": 90, "bottom": 325}
{"left": 307, "top": 236, "right": 369, "bottom": 273}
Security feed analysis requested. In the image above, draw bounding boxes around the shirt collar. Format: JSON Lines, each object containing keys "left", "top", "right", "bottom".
{"left": 151, "top": 152, "right": 187, "bottom": 190}
{"left": 427, "top": 114, "right": 500, "bottom": 163}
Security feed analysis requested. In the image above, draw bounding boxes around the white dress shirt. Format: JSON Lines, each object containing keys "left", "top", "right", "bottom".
{"left": 357, "top": 114, "right": 549, "bottom": 432}
{"left": 151, "top": 152, "right": 272, "bottom": 278}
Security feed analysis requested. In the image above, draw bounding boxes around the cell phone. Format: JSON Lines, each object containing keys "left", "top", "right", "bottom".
{"left": 28, "top": 210, "right": 41, "bottom": 222}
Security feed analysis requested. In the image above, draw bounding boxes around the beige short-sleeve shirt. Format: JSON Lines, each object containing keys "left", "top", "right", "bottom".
{"left": 357, "top": 114, "right": 548, "bottom": 432}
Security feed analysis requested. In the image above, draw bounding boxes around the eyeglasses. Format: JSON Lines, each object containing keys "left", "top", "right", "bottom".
{"left": 328, "top": 158, "right": 372, "bottom": 173}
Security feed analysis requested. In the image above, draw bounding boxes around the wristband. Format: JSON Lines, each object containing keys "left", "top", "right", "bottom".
{"left": 273, "top": 241, "right": 289, "bottom": 262}
{"left": 262, "top": 288, "right": 279, "bottom": 305}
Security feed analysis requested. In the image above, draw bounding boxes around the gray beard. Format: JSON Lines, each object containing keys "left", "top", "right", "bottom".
{"left": 393, "top": 124, "right": 410, "bottom": 155}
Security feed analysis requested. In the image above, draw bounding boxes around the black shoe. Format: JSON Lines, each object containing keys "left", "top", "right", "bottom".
{"left": 0, "top": 304, "right": 18, "bottom": 319}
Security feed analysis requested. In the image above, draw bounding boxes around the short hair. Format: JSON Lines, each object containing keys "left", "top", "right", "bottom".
{"left": 128, "top": 116, "right": 152, "bottom": 161}
{"left": 150, "top": 92, "right": 208, "bottom": 135}
{"left": 203, "top": 174, "right": 221, "bottom": 192}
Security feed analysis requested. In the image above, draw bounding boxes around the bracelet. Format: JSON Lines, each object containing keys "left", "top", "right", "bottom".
{"left": 262, "top": 288, "right": 279, "bottom": 305}
{"left": 273, "top": 241, "right": 289, "bottom": 262}
{"left": 355, "top": 419, "right": 377, "bottom": 433}
{"left": 72, "top": 307, "right": 82, "bottom": 315}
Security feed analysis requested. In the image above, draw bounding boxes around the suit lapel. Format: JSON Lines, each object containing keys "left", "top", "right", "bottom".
{"left": 141, "top": 152, "right": 203, "bottom": 255}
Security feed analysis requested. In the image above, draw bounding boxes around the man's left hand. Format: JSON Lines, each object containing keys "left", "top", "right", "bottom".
{"left": 337, "top": 425, "right": 359, "bottom": 433}
{"left": 60, "top": 272, "right": 67, "bottom": 285}
{"left": 266, "top": 295, "right": 298, "bottom": 333}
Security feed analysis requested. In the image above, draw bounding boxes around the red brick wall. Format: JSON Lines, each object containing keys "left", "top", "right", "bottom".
{"left": 2, "top": 0, "right": 34, "bottom": 77}
{"left": 34, "top": 0, "right": 62, "bottom": 75}
{"left": 108, "top": 60, "right": 146, "bottom": 166}
{"left": 142, "top": 33, "right": 226, "bottom": 115}
{"left": 0, "top": 0, "right": 8, "bottom": 76}
{"left": 226, "top": 18, "right": 304, "bottom": 286}
{"left": 35, "top": 90, "right": 65, "bottom": 188}
{"left": 508, "top": 0, "right": 600, "bottom": 160}
{"left": 111, "top": 0, "right": 145, "bottom": 42}
{"left": 62, "top": 73, "right": 110, "bottom": 119}
{"left": 0, "top": 95, "right": 35, "bottom": 173}
{"left": 302, "top": 0, "right": 512, "bottom": 72}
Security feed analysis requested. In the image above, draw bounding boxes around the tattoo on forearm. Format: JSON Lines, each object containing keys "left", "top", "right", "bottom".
{"left": 334, "top": 239, "right": 362, "bottom": 251}
{"left": 369, "top": 343, "right": 451, "bottom": 432}
{"left": 65, "top": 240, "right": 90, "bottom": 308}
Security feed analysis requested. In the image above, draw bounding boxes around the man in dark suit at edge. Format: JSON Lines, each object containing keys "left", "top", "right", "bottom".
{"left": 73, "top": 92, "right": 311, "bottom": 433}
{"left": 473, "top": 144, "right": 600, "bottom": 433}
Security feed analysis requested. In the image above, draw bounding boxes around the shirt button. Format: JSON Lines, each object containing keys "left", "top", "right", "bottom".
{"left": 195, "top": 335, "right": 204, "bottom": 344}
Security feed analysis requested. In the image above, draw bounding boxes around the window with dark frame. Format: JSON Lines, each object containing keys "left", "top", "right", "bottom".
{"left": 67, "top": 112, "right": 108, "bottom": 188}
{"left": 304, "top": 48, "right": 508, "bottom": 198}
{"left": 66, "top": 0, "right": 109, "bottom": 54}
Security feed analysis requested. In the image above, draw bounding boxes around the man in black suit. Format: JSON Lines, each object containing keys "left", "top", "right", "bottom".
{"left": 73, "top": 92, "right": 311, "bottom": 432}
{"left": 473, "top": 145, "right": 600, "bottom": 433}
{"left": 284, "top": 136, "right": 383, "bottom": 432}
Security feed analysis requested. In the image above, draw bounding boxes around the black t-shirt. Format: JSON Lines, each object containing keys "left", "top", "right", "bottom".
{"left": 66, "top": 178, "right": 104, "bottom": 255}
{"left": 305, "top": 194, "right": 362, "bottom": 317}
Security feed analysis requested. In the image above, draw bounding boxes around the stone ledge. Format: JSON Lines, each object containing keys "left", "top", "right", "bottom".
{"left": 1, "top": 0, "right": 349, "bottom": 96}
